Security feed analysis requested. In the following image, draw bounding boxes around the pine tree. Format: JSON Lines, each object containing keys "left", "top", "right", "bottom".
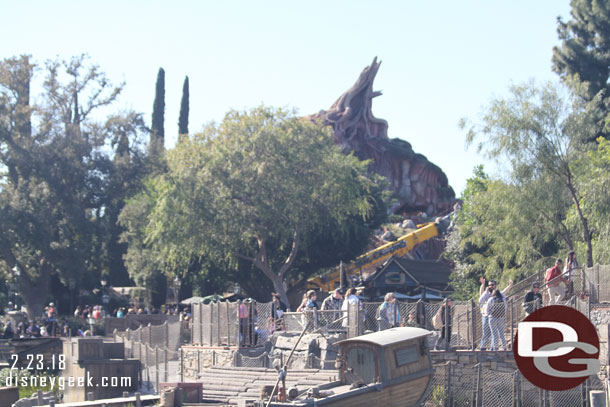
{"left": 552, "top": 0, "right": 610, "bottom": 102}
{"left": 149, "top": 67, "right": 165, "bottom": 158}
{"left": 178, "top": 76, "right": 189, "bottom": 138}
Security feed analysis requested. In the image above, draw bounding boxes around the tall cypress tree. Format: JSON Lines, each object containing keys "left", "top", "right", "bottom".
{"left": 178, "top": 76, "right": 189, "bottom": 137}
{"left": 149, "top": 67, "right": 165, "bottom": 158}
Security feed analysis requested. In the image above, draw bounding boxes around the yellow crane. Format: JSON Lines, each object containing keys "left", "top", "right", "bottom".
{"left": 305, "top": 215, "right": 453, "bottom": 292}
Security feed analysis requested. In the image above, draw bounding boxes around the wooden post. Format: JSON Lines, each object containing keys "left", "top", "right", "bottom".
{"left": 180, "top": 348, "right": 184, "bottom": 382}
{"left": 226, "top": 300, "right": 231, "bottom": 346}
{"left": 209, "top": 303, "right": 213, "bottom": 346}
{"left": 155, "top": 346, "right": 159, "bottom": 392}
{"left": 466, "top": 306, "right": 471, "bottom": 349}
{"left": 197, "top": 347, "right": 201, "bottom": 374}
{"left": 166, "top": 320, "right": 169, "bottom": 348}
{"left": 216, "top": 302, "right": 221, "bottom": 346}
{"left": 38, "top": 390, "right": 45, "bottom": 404}
{"left": 509, "top": 298, "right": 514, "bottom": 351}
{"left": 135, "top": 392, "right": 142, "bottom": 407}
{"left": 164, "top": 347, "right": 169, "bottom": 382}
{"left": 86, "top": 391, "right": 94, "bottom": 401}
{"left": 444, "top": 299, "right": 450, "bottom": 350}
{"left": 471, "top": 364, "right": 478, "bottom": 407}
{"left": 476, "top": 363, "right": 482, "bottom": 407}
{"left": 596, "top": 263, "right": 601, "bottom": 303}
{"left": 470, "top": 299, "right": 476, "bottom": 351}
{"left": 199, "top": 303, "right": 204, "bottom": 346}
{"left": 148, "top": 323, "right": 153, "bottom": 344}
{"left": 447, "top": 362, "right": 453, "bottom": 407}
{"left": 512, "top": 371, "right": 518, "bottom": 407}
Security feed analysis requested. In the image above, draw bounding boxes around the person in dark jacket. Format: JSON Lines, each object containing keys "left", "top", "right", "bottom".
{"left": 522, "top": 283, "right": 543, "bottom": 316}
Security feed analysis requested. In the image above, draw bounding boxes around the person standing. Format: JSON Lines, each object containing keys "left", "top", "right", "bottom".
{"left": 376, "top": 292, "right": 401, "bottom": 331}
{"left": 434, "top": 299, "right": 453, "bottom": 350}
{"left": 486, "top": 290, "right": 507, "bottom": 351}
{"left": 341, "top": 288, "right": 361, "bottom": 329}
{"left": 522, "top": 283, "right": 543, "bottom": 316}
{"left": 545, "top": 258, "right": 566, "bottom": 305}
{"left": 321, "top": 288, "right": 343, "bottom": 330}
{"left": 271, "top": 293, "right": 287, "bottom": 331}
{"left": 479, "top": 277, "right": 513, "bottom": 350}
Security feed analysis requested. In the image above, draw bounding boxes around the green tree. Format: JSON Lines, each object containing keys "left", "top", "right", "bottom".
{"left": 149, "top": 67, "right": 165, "bottom": 160}
{"left": 0, "top": 55, "right": 140, "bottom": 316}
{"left": 568, "top": 137, "right": 610, "bottom": 264}
{"left": 553, "top": 0, "right": 610, "bottom": 105}
{"left": 138, "top": 106, "right": 381, "bottom": 305}
{"left": 99, "top": 112, "right": 149, "bottom": 286}
{"left": 178, "top": 76, "right": 189, "bottom": 137}
{"left": 463, "top": 81, "right": 598, "bottom": 266}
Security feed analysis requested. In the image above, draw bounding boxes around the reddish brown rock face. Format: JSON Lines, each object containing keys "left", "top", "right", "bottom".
{"left": 310, "top": 58, "right": 456, "bottom": 216}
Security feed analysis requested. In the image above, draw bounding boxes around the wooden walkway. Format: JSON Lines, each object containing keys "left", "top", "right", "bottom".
{"left": 196, "top": 366, "right": 340, "bottom": 405}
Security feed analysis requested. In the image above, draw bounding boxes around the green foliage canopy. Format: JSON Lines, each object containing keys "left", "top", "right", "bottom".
{"left": 138, "top": 106, "right": 382, "bottom": 304}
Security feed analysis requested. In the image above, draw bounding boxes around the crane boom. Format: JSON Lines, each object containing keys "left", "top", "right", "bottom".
{"left": 306, "top": 220, "right": 447, "bottom": 291}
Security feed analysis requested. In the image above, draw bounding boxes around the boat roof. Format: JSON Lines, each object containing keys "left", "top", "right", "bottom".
{"left": 335, "top": 327, "right": 431, "bottom": 347}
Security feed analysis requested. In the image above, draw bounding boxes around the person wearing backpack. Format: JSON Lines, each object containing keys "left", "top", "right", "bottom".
{"left": 486, "top": 290, "right": 507, "bottom": 351}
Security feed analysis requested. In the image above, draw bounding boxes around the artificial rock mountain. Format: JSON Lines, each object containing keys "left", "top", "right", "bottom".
{"left": 310, "top": 58, "right": 456, "bottom": 216}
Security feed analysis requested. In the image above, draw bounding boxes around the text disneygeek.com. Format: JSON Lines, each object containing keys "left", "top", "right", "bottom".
{"left": 5, "top": 372, "right": 132, "bottom": 390}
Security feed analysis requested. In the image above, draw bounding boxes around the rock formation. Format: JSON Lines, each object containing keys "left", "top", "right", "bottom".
{"left": 310, "top": 57, "right": 456, "bottom": 216}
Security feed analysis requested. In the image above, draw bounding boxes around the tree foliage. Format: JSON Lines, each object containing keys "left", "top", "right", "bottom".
{"left": 553, "top": 0, "right": 610, "bottom": 104}
{"left": 178, "top": 76, "right": 189, "bottom": 137}
{"left": 463, "top": 81, "right": 598, "bottom": 266}
{"left": 0, "top": 55, "right": 146, "bottom": 316}
{"left": 552, "top": 0, "right": 610, "bottom": 139}
{"left": 127, "top": 106, "right": 384, "bottom": 305}
{"left": 149, "top": 67, "right": 165, "bottom": 160}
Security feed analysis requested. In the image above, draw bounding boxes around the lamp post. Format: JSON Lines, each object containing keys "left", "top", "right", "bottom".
{"left": 11, "top": 265, "right": 21, "bottom": 310}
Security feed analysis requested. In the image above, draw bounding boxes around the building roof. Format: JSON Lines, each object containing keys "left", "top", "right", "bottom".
{"left": 365, "top": 257, "right": 452, "bottom": 288}
{"left": 335, "top": 327, "right": 431, "bottom": 347}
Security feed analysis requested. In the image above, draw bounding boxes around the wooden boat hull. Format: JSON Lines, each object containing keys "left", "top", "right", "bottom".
{"left": 267, "top": 368, "right": 433, "bottom": 407}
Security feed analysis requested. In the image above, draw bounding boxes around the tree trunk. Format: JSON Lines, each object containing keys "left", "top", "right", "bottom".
{"left": 567, "top": 181, "right": 594, "bottom": 267}
{"left": 20, "top": 263, "right": 51, "bottom": 319}
{"left": 269, "top": 273, "right": 290, "bottom": 311}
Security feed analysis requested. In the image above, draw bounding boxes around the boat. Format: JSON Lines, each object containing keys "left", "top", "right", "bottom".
{"left": 261, "top": 326, "right": 433, "bottom": 407}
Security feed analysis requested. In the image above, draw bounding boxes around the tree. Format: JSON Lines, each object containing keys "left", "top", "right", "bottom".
{"left": 178, "top": 76, "right": 189, "bottom": 137}
{"left": 463, "top": 81, "right": 597, "bottom": 266}
{"left": 139, "top": 106, "right": 381, "bottom": 305}
{"left": 149, "top": 67, "right": 165, "bottom": 159}
{"left": 553, "top": 0, "right": 610, "bottom": 104}
{"left": 568, "top": 137, "right": 610, "bottom": 264}
{"left": 552, "top": 0, "right": 610, "bottom": 140}
{"left": 0, "top": 55, "right": 140, "bottom": 317}
{"left": 98, "top": 112, "right": 149, "bottom": 286}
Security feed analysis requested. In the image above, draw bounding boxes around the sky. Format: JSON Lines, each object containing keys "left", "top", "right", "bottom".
{"left": 1, "top": 0, "right": 572, "bottom": 195}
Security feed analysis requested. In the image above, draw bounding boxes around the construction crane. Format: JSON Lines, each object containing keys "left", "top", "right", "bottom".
{"left": 305, "top": 213, "right": 454, "bottom": 292}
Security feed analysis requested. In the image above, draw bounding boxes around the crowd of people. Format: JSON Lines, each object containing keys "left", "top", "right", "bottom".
{"left": 0, "top": 302, "right": 70, "bottom": 339}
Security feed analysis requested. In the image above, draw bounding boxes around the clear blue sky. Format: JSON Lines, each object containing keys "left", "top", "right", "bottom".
{"left": 2, "top": 0, "right": 571, "bottom": 195}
